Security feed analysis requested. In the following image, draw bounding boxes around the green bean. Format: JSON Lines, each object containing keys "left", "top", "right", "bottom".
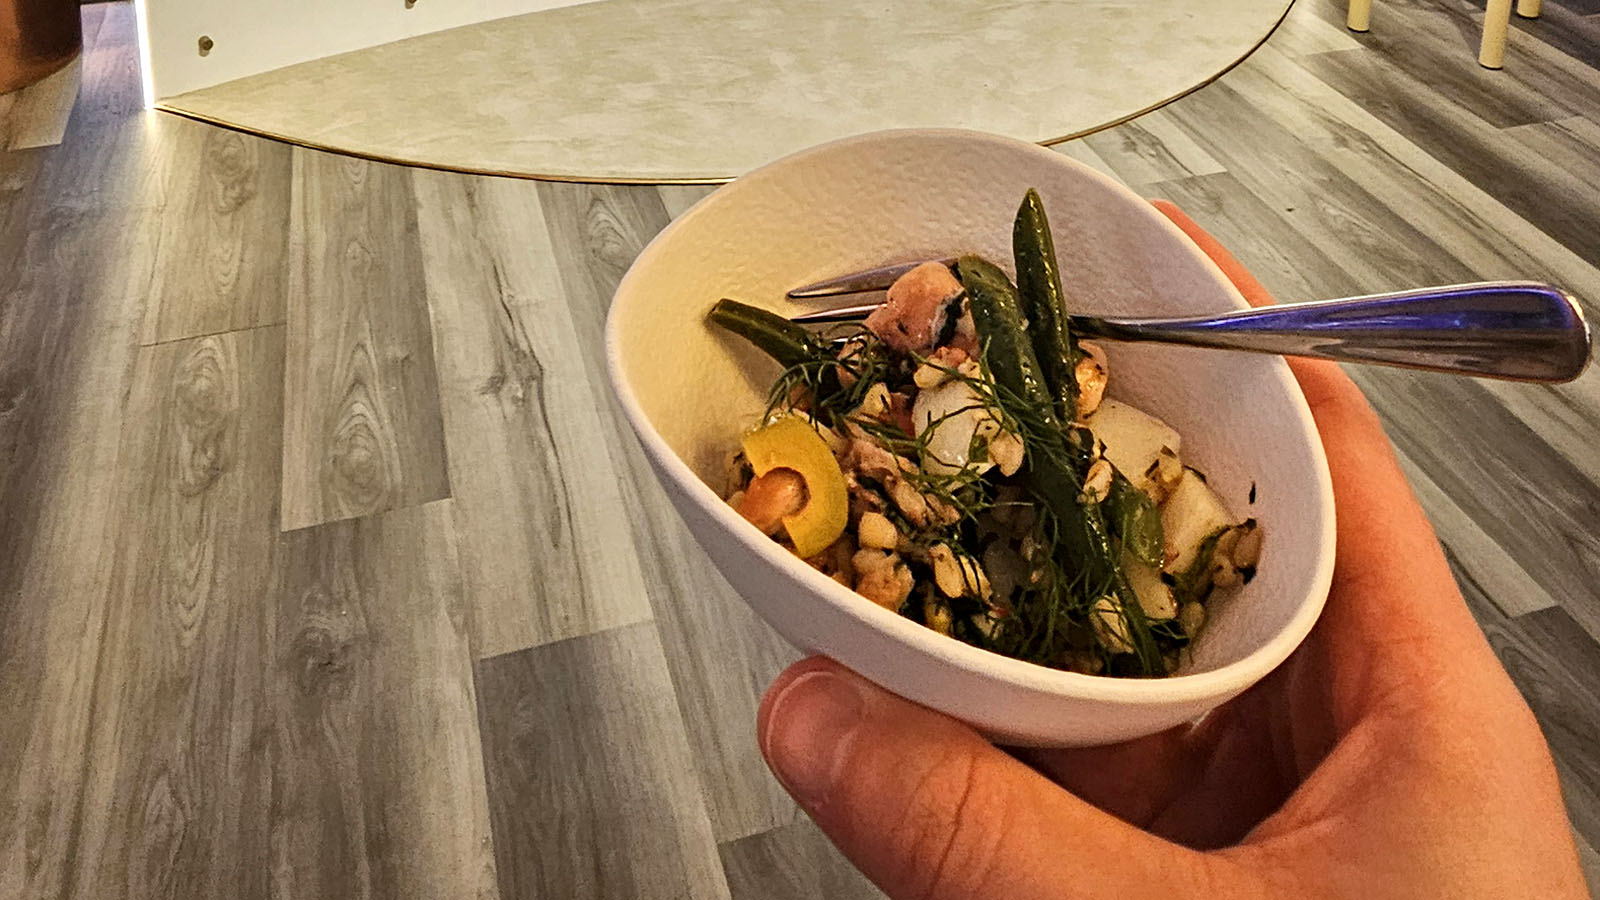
{"left": 955, "top": 256, "right": 1058, "bottom": 420}
{"left": 958, "top": 255, "right": 1164, "bottom": 674}
{"left": 1012, "top": 188, "right": 1080, "bottom": 422}
{"left": 706, "top": 298, "right": 823, "bottom": 370}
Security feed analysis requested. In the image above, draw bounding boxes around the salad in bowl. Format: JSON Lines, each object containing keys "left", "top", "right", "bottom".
{"left": 711, "top": 191, "right": 1259, "bottom": 678}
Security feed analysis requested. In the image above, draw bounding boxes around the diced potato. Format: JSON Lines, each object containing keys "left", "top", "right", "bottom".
{"left": 1122, "top": 551, "right": 1177, "bottom": 620}
{"left": 1085, "top": 399, "right": 1181, "bottom": 497}
{"left": 1160, "top": 468, "right": 1237, "bottom": 574}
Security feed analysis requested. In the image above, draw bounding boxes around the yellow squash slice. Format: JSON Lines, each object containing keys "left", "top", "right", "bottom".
{"left": 741, "top": 416, "right": 849, "bottom": 559}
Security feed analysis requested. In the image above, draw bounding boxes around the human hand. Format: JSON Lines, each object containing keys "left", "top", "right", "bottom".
{"left": 754, "top": 202, "right": 1589, "bottom": 899}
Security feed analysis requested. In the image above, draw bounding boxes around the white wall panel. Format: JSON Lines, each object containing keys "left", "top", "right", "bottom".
{"left": 138, "top": 0, "right": 595, "bottom": 100}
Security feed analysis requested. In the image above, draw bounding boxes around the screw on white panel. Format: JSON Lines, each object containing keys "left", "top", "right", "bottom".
{"left": 197, "top": 35, "right": 214, "bottom": 56}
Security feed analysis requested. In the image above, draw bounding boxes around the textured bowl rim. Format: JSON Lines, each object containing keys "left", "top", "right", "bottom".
{"left": 605, "top": 127, "right": 1335, "bottom": 706}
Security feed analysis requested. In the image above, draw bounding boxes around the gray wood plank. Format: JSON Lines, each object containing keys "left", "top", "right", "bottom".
{"left": 64, "top": 327, "right": 283, "bottom": 899}
{"left": 1080, "top": 110, "right": 1225, "bottom": 187}
{"left": 1263, "top": 2, "right": 1364, "bottom": 56}
{"left": 1161, "top": 78, "right": 1477, "bottom": 293}
{"left": 1048, "top": 138, "right": 1122, "bottom": 184}
{"left": 1321, "top": 0, "right": 1575, "bottom": 128}
{"left": 535, "top": 181, "right": 805, "bottom": 842}
{"left": 1227, "top": 40, "right": 1600, "bottom": 304}
{"left": 1576, "top": 829, "right": 1600, "bottom": 900}
{"left": 721, "top": 819, "right": 884, "bottom": 900}
{"left": 657, "top": 184, "right": 717, "bottom": 220}
{"left": 1503, "top": 0, "right": 1600, "bottom": 69}
{"left": 474, "top": 623, "right": 730, "bottom": 900}
{"left": 268, "top": 500, "right": 499, "bottom": 900}
{"left": 1145, "top": 171, "right": 1365, "bottom": 303}
{"left": 1502, "top": 116, "right": 1600, "bottom": 200}
{"left": 1299, "top": 44, "right": 1600, "bottom": 271}
{"left": 411, "top": 169, "right": 653, "bottom": 657}
{"left": 621, "top": 479, "right": 804, "bottom": 843}
{"left": 282, "top": 150, "right": 451, "bottom": 530}
{"left": 140, "top": 120, "right": 292, "bottom": 345}
{"left": 0, "top": 55, "right": 80, "bottom": 151}
{"left": 0, "top": 198, "right": 156, "bottom": 900}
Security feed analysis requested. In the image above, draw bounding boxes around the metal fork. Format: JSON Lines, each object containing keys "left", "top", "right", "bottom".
{"left": 786, "top": 271, "right": 1591, "bottom": 383}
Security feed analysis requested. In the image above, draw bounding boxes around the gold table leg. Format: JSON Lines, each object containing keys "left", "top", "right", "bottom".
{"left": 1347, "top": 0, "right": 1373, "bottom": 32}
{"left": 1516, "top": 0, "right": 1541, "bottom": 18}
{"left": 1480, "top": 0, "right": 1513, "bottom": 69}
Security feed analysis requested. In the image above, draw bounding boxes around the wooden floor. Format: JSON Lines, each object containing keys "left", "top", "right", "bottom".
{"left": 2, "top": 1, "right": 1598, "bottom": 897}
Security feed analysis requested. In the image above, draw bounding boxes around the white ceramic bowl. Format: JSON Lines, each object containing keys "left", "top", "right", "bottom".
{"left": 606, "top": 129, "right": 1334, "bottom": 747}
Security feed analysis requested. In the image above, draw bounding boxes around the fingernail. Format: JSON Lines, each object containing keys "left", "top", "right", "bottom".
{"left": 760, "top": 669, "right": 865, "bottom": 807}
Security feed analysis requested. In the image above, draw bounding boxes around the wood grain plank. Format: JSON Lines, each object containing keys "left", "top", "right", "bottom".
{"left": 1299, "top": 45, "right": 1600, "bottom": 270}
{"left": 1503, "top": 0, "right": 1600, "bottom": 69}
{"left": 282, "top": 150, "right": 450, "bottom": 530}
{"left": 1351, "top": 369, "right": 1600, "bottom": 640}
{"left": 720, "top": 819, "right": 884, "bottom": 900}
{"left": 616, "top": 471, "right": 803, "bottom": 843}
{"left": 140, "top": 120, "right": 292, "bottom": 345}
{"left": 1502, "top": 116, "right": 1600, "bottom": 198}
{"left": 657, "top": 184, "right": 717, "bottom": 220}
{"left": 1081, "top": 110, "right": 1224, "bottom": 187}
{"left": 475, "top": 623, "right": 729, "bottom": 900}
{"left": 64, "top": 326, "right": 283, "bottom": 900}
{"left": 1229, "top": 40, "right": 1600, "bottom": 301}
{"left": 411, "top": 169, "right": 652, "bottom": 656}
{"left": 1264, "top": 2, "right": 1364, "bottom": 56}
{"left": 1161, "top": 79, "right": 1476, "bottom": 294}
{"left": 1048, "top": 138, "right": 1122, "bottom": 184}
{"left": 0, "top": 196, "right": 155, "bottom": 900}
{"left": 1576, "top": 829, "right": 1600, "bottom": 900}
{"left": 269, "top": 500, "right": 498, "bottom": 900}
{"left": 1550, "top": 0, "right": 1600, "bottom": 17}
{"left": 1145, "top": 171, "right": 1365, "bottom": 303}
{"left": 536, "top": 181, "right": 804, "bottom": 842}
{"left": 1330, "top": 0, "right": 1574, "bottom": 128}
{"left": 0, "top": 55, "right": 81, "bottom": 151}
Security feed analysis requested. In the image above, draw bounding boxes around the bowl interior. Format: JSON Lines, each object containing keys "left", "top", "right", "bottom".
{"left": 608, "top": 129, "right": 1332, "bottom": 689}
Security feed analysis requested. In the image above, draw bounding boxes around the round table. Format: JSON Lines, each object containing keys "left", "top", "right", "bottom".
{"left": 157, "top": 0, "right": 1293, "bottom": 183}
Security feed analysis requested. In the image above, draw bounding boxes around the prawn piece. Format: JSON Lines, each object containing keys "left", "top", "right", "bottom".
{"left": 865, "top": 261, "right": 964, "bottom": 353}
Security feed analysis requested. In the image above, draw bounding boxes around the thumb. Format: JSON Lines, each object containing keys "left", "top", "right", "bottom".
{"left": 757, "top": 658, "right": 1243, "bottom": 899}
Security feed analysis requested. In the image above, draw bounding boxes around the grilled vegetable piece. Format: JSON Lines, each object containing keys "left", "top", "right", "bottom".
{"left": 741, "top": 416, "right": 849, "bottom": 559}
{"left": 1086, "top": 398, "right": 1182, "bottom": 499}
{"left": 1161, "top": 468, "right": 1237, "bottom": 575}
{"left": 1122, "top": 551, "right": 1178, "bottom": 621}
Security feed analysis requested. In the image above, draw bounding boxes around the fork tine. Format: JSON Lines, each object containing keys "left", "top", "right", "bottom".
{"left": 786, "top": 256, "right": 957, "bottom": 299}
{"left": 788, "top": 301, "right": 884, "bottom": 323}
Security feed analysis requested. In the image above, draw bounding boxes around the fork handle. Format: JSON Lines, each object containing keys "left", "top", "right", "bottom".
{"left": 1075, "top": 282, "right": 1591, "bottom": 383}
